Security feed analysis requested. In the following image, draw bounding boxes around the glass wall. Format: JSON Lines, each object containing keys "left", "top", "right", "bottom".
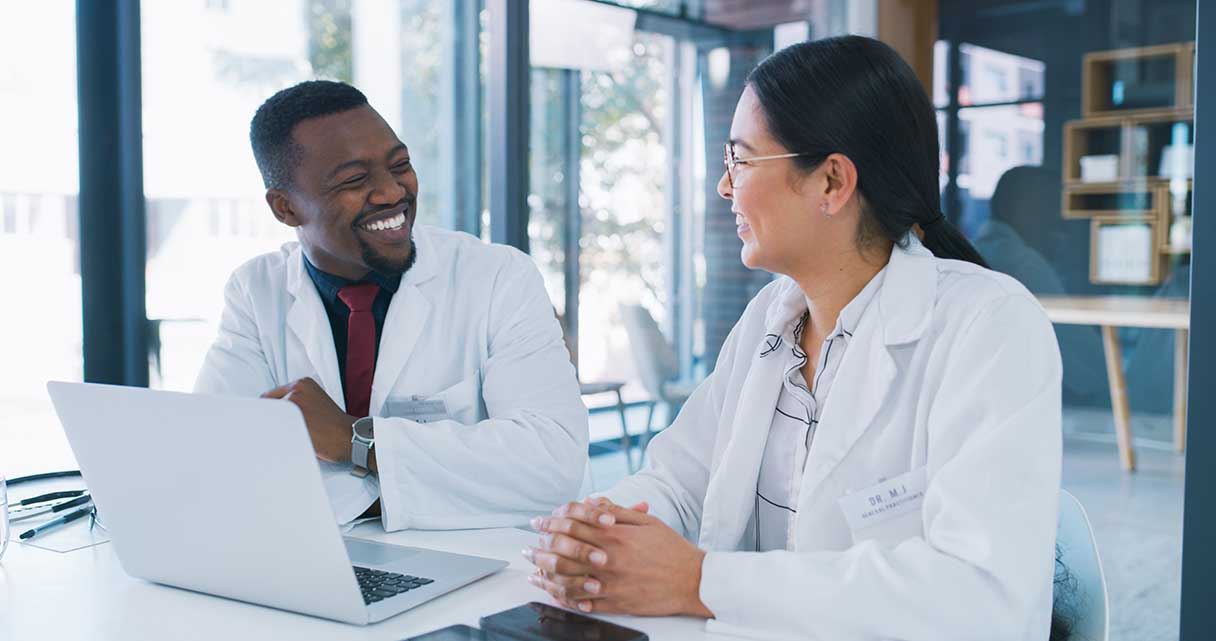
{"left": 528, "top": 67, "right": 575, "bottom": 339}
{"left": 141, "top": 0, "right": 485, "bottom": 391}
{"left": 0, "top": 4, "right": 82, "bottom": 478}
{"left": 577, "top": 30, "right": 675, "bottom": 398}
{"left": 528, "top": 1, "right": 708, "bottom": 425}
{"left": 936, "top": 1, "right": 1196, "bottom": 638}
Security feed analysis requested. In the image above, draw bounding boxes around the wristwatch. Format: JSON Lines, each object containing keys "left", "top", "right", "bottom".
{"left": 351, "top": 417, "right": 375, "bottom": 478}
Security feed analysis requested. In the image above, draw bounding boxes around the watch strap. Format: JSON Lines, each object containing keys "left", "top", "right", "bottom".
{"left": 350, "top": 417, "right": 375, "bottom": 477}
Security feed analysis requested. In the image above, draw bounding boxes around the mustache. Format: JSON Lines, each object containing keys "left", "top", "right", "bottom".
{"left": 354, "top": 195, "right": 415, "bottom": 225}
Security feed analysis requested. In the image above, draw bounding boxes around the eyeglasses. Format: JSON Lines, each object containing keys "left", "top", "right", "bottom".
{"left": 722, "top": 143, "right": 812, "bottom": 188}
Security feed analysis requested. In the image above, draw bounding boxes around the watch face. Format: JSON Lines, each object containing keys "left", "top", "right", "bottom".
{"left": 354, "top": 418, "right": 375, "bottom": 440}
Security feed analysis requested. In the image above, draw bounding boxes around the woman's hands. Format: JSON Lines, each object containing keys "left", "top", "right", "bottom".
{"left": 523, "top": 497, "right": 714, "bottom": 618}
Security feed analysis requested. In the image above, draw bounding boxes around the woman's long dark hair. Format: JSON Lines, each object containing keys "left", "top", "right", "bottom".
{"left": 749, "top": 36, "right": 1074, "bottom": 639}
{"left": 746, "top": 35, "right": 988, "bottom": 268}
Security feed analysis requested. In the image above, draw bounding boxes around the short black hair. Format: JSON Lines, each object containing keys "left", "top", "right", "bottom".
{"left": 249, "top": 80, "right": 369, "bottom": 189}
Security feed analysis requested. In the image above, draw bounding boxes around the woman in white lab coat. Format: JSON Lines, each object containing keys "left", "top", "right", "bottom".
{"left": 524, "top": 35, "right": 1067, "bottom": 641}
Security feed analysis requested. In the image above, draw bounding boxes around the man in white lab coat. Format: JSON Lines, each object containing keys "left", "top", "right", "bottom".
{"left": 195, "top": 80, "right": 588, "bottom": 531}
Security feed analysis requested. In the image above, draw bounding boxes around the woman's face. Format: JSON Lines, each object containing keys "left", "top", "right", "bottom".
{"left": 717, "top": 86, "right": 836, "bottom": 275}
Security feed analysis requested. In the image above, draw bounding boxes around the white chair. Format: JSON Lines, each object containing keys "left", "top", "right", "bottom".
{"left": 619, "top": 304, "right": 696, "bottom": 468}
{"left": 1055, "top": 489, "right": 1109, "bottom": 641}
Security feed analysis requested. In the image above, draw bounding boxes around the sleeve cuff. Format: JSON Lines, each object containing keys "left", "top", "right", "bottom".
{"left": 698, "top": 550, "right": 789, "bottom": 637}
{"left": 699, "top": 550, "right": 736, "bottom": 624}
{"left": 372, "top": 416, "right": 411, "bottom": 531}
{"left": 700, "top": 552, "right": 806, "bottom": 641}
{"left": 318, "top": 459, "right": 380, "bottom": 525}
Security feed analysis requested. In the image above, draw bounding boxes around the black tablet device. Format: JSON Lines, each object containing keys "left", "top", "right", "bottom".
{"left": 479, "top": 602, "right": 648, "bottom": 641}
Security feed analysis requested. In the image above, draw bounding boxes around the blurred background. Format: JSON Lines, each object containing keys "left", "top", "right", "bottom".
{"left": 0, "top": 2, "right": 1203, "bottom": 638}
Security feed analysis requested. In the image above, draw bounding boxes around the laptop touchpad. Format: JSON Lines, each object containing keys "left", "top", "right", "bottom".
{"left": 344, "top": 538, "right": 420, "bottom": 566}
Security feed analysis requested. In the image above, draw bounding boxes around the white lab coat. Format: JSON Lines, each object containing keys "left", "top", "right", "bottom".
{"left": 602, "top": 235, "right": 1063, "bottom": 641}
{"left": 195, "top": 225, "right": 589, "bottom": 531}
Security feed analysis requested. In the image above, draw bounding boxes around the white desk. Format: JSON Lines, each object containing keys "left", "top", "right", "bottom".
{"left": 0, "top": 518, "right": 727, "bottom": 641}
{"left": 1037, "top": 295, "right": 1190, "bottom": 471}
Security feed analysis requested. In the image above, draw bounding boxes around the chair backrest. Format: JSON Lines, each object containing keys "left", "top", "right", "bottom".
{"left": 619, "top": 304, "right": 679, "bottom": 398}
{"left": 1056, "top": 489, "right": 1109, "bottom": 641}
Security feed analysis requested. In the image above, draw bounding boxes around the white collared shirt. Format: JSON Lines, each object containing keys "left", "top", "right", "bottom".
{"left": 754, "top": 268, "right": 886, "bottom": 551}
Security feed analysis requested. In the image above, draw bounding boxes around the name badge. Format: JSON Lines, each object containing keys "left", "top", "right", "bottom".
{"left": 392, "top": 397, "right": 449, "bottom": 424}
{"left": 837, "top": 467, "right": 928, "bottom": 532}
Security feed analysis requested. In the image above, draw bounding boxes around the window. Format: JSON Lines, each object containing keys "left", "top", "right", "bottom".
{"left": 936, "top": 2, "right": 1197, "bottom": 636}
{"left": 528, "top": 2, "right": 711, "bottom": 450}
{"left": 141, "top": 0, "right": 484, "bottom": 391}
{"left": 960, "top": 43, "right": 1045, "bottom": 105}
{"left": 0, "top": 4, "right": 82, "bottom": 478}
{"left": 937, "top": 41, "right": 1045, "bottom": 233}
{"left": 528, "top": 68, "right": 575, "bottom": 326}
{"left": 576, "top": 31, "right": 675, "bottom": 401}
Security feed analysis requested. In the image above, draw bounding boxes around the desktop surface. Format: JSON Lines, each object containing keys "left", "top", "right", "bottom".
{"left": 0, "top": 493, "right": 724, "bottom": 641}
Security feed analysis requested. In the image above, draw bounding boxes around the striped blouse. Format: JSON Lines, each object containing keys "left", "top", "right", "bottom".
{"left": 754, "top": 268, "right": 887, "bottom": 551}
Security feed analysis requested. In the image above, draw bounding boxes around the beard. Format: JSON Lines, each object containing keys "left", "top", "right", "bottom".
{"left": 360, "top": 235, "right": 417, "bottom": 276}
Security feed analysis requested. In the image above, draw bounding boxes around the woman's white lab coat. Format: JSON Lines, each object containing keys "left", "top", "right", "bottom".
{"left": 602, "top": 235, "right": 1063, "bottom": 641}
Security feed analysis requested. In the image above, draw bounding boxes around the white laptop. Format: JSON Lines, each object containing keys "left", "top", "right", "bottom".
{"left": 46, "top": 381, "right": 508, "bottom": 625}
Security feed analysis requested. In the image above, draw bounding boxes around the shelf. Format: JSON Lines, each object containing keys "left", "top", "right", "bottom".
{"left": 1063, "top": 183, "right": 1167, "bottom": 220}
{"left": 1065, "top": 178, "right": 1191, "bottom": 191}
{"left": 1068, "top": 209, "right": 1155, "bottom": 219}
{"left": 1083, "top": 42, "right": 1195, "bottom": 117}
{"left": 1091, "top": 214, "right": 1157, "bottom": 224}
{"left": 1063, "top": 117, "right": 1195, "bottom": 184}
{"left": 1066, "top": 41, "right": 1194, "bottom": 285}
{"left": 1068, "top": 108, "right": 1194, "bottom": 127}
{"left": 1085, "top": 42, "right": 1193, "bottom": 62}
{"left": 1090, "top": 217, "right": 1166, "bottom": 286}
{"left": 1084, "top": 107, "right": 1195, "bottom": 122}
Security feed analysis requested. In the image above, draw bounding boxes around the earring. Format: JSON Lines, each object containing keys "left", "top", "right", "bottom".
{"left": 821, "top": 202, "right": 832, "bottom": 219}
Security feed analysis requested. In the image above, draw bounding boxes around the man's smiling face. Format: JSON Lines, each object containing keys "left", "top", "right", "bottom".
{"left": 268, "top": 105, "right": 419, "bottom": 279}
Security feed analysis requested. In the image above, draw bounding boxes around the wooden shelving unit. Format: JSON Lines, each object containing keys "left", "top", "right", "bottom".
{"left": 1089, "top": 216, "right": 1165, "bottom": 286}
{"left": 1082, "top": 43, "right": 1194, "bottom": 117}
{"left": 1062, "top": 42, "right": 1195, "bottom": 285}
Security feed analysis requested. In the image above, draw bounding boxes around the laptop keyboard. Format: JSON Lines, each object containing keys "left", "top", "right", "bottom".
{"left": 354, "top": 566, "right": 435, "bottom": 604}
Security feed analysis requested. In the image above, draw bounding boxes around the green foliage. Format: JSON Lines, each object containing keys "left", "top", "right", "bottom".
{"left": 579, "top": 34, "right": 670, "bottom": 307}
{"left": 308, "top": 0, "right": 353, "bottom": 83}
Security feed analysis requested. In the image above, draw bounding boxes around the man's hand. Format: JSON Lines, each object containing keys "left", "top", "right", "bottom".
{"left": 262, "top": 378, "right": 358, "bottom": 464}
{"left": 523, "top": 498, "right": 714, "bottom": 618}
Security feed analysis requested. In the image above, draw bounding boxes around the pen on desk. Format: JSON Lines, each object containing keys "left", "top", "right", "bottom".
{"left": 19, "top": 503, "right": 93, "bottom": 540}
{"left": 15, "top": 489, "right": 87, "bottom": 506}
{"left": 7, "top": 492, "right": 91, "bottom": 521}
{"left": 47, "top": 494, "right": 92, "bottom": 513}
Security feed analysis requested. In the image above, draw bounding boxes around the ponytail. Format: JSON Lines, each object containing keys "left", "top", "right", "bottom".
{"left": 920, "top": 214, "right": 990, "bottom": 269}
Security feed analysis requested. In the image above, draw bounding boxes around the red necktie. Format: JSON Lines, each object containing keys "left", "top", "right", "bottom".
{"left": 337, "top": 283, "right": 380, "bottom": 418}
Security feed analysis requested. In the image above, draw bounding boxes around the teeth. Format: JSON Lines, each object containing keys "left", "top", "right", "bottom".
{"left": 361, "top": 212, "right": 406, "bottom": 232}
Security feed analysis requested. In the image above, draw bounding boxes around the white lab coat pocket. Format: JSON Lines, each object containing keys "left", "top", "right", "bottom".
{"left": 436, "top": 372, "right": 484, "bottom": 425}
{"left": 837, "top": 467, "right": 927, "bottom": 548}
{"left": 385, "top": 373, "right": 483, "bottom": 425}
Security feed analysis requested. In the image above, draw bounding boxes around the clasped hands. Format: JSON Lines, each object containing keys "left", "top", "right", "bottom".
{"left": 523, "top": 497, "right": 714, "bottom": 618}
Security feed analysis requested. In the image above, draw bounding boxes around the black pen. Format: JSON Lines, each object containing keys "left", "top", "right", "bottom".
{"left": 47, "top": 494, "right": 92, "bottom": 513}
{"left": 19, "top": 503, "right": 94, "bottom": 540}
{"left": 15, "top": 489, "right": 86, "bottom": 506}
{"left": 8, "top": 492, "right": 92, "bottom": 523}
